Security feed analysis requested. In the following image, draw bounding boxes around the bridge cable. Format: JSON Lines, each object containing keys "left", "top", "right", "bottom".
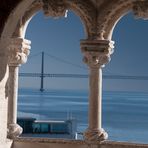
{"left": 29, "top": 52, "right": 42, "bottom": 59}
{"left": 45, "top": 52, "right": 87, "bottom": 70}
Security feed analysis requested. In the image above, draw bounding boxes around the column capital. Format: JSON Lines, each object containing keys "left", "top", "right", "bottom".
{"left": 80, "top": 39, "right": 114, "bottom": 68}
{"left": 8, "top": 38, "right": 31, "bottom": 66}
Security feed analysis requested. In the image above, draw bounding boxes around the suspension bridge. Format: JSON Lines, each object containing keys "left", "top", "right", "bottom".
{"left": 19, "top": 52, "right": 148, "bottom": 92}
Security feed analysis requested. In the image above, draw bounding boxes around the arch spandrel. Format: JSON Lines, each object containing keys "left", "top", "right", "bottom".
{"left": 96, "top": 0, "right": 133, "bottom": 40}
{"left": 13, "top": 0, "right": 42, "bottom": 38}
{"left": 66, "top": 0, "right": 97, "bottom": 39}
{"left": 97, "top": 0, "right": 148, "bottom": 40}
{"left": 132, "top": 0, "right": 148, "bottom": 20}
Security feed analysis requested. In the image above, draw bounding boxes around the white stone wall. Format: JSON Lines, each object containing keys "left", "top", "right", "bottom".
{"left": 0, "top": 52, "right": 9, "bottom": 145}
{"left": 0, "top": 99, "right": 8, "bottom": 143}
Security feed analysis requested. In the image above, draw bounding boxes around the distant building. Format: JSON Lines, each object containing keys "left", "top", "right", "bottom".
{"left": 17, "top": 117, "right": 77, "bottom": 139}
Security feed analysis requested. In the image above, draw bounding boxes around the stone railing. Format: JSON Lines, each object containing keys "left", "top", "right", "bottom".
{"left": 10, "top": 138, "right": 148, "bottom": 148}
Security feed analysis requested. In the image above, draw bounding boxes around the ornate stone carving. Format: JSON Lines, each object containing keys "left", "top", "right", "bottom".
{"left": 133, "top": 0, "right": 148, "bottom": 20}
{"left": 8, "top": 38, "right": 31, "bottom": 66}
{"left": 13, "top": 0, "right": 96, "bottom": 39}
{"left": 81, "top": 40, "right": 114, "bottom": 68}
{"left": 97, "top": 0, "right": 132, "bottom": 39}
{"left": 67, "top": 0, "right": 97, "bottom": 39}
{"left": 84, "top": 128, "right": 108, "bottom": 142}
{"left": 42, "top": 0, "right": 67, "bottom": 18}
{"left": 7, "top": 123, "right": 23, "bottom": 139}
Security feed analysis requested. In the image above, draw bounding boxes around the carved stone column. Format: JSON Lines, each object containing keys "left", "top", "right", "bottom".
{"left": 80, "top": 39, "right": 114, "bottom": 142}
{"left": 7, "top": 38, "right": 31, "bottom": 139}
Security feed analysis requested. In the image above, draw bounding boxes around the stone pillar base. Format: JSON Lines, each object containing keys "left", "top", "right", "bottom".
{"left": 7, "top": 123, "right": 23, "bottom": 139}
{"left": 84, "top": 128, "right": 108, "bottom": 142}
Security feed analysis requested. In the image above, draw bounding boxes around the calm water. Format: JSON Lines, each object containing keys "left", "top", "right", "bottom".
{"left": 18, "top": 89, "right": 148, "bottom": 143}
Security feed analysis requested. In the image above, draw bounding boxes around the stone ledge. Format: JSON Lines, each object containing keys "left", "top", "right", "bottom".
{"left": 103, "top": 141, "right": 148, "bottom": 148}
{"left": 14, "top": 137, "right": 87, "bottom": 145}
{"left": 14, "top": 138, "right": 148, "bottom": 147}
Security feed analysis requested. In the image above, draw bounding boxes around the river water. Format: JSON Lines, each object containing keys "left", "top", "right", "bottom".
{"left": 18, "top": 88, "right": 148, "bottom": 143}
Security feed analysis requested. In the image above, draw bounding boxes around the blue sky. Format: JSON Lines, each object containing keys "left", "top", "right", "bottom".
{"left": 19, "top": 11, "right": 148, "bottom": 92}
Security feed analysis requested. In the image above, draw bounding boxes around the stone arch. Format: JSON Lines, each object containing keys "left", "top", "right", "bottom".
{"left": 2, "top": 0, "right": 98, "bottom": 139}
{"left": 2, "top": 0, "right": 97, "bottom": 41}
{"left": 0, "top": 0, "right": 120, "bottom": 141}
{"left": 96, "top": 0, "right": 148, "bottom": 40}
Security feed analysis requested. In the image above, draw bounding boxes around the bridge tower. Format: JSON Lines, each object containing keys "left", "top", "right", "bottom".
{"left": 40, "top": 51, "right": 44, "bottom": 92}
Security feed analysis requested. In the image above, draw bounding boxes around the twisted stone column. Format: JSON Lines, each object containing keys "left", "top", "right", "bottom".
{"left": 7, "top": 38, "right": 31, "bottom": 139}
{"left": 80, "top": 39, "right": 114, "bottom": 142}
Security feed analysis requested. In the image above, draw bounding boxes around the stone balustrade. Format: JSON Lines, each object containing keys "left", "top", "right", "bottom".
{"left": 11, "top": 138, "right": 148, "bottom": 148}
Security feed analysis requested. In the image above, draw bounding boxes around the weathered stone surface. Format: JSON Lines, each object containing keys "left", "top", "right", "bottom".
{"left": 84, "top": 128, "right": 108, "bottom": 142}
{"left": 81, "top": 39, "right": 114, "bottom": 68}
{"left": 8, "top": 38, "right": 31, "bottom": 66}
{"left": 7, "top": 124, "right": 23, "bottom": 139}
{"left": 42, "top": 0, "right": 67, "bottom": 18}
{"left": 12, "top": 139, "right": 148, "bottom": 148}
{"left": 133, "top": 0, "right": 148, "bottom": 20}
{"left": 0, "top": 0, "right": 148, "bottom": 147}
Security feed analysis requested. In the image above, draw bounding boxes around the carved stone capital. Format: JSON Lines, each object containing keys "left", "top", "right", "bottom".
{"left": 42, "top": 0, "right": 67, "bottom": 18}
{"left": 84, "top": 128, "right": 108, "bottom": 142}
{"left": 133, "top": 0, "right": 148, "bottom": 20}
{"left": 80, "top": 40, "right": 114, "bottom": 68}
{"left": 7, "top": 123, "right": 23, "bottom": 139}
{"left": 8, "top": 38, "right": 31, "bottom": 66}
